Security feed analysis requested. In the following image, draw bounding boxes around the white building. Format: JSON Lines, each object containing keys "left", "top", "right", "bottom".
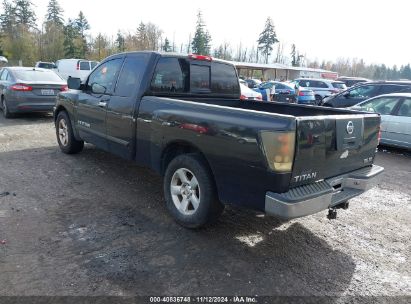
{"left": 230, "top": 61, "right": 338, "bottom": 81}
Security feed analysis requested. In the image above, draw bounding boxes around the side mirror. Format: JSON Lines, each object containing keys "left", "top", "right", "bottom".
{"left": 350, "top": 105, "right": 362, "bottom": 111}
{"left": 91, "top": 83, "right": 106, "bottom": 95}
{"left": 67, "top": 77, "right": 81, "bottom": 90}
{"left": 343, "top": 91, "right": 350, "bottom": 98}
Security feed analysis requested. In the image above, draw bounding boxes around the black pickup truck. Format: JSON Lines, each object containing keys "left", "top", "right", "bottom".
{"left": 54, "top": 52, "right": 383, "bottom": 228}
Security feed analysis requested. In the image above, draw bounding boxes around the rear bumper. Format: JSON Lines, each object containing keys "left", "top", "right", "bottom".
{"left": 8, "top": 101, "right": 55, "bottom": 113}
{"left": 265, "top": 165, "right": 384, "bottom": 219}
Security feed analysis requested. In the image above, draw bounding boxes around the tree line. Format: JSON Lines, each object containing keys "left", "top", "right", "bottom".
{"left": 0, "top": 0, "right": 409, "bottom": 80}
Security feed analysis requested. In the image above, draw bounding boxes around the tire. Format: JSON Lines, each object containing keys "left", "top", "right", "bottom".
{"left": 163, "top": 153, "right": 224, "bottom": 228}
{"left": 55, "top": 111, "right": 84, "bottom": 154}
{"left": 315, "top": 95, "right": 323, "bottom": 105}
{"left": 2, "top": 97, "right": 12, "bottom": 118}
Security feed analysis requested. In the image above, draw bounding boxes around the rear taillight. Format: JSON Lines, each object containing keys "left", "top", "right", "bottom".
{"left": 60, "top": 85, "right": 68, "bottom": 91}
{"left": 188, "top": 54, "right": 213, "bottom": 61}
{"left": 298, "top": 91, "right": 305, "bottom": 96}
{"left": 330, "top": 89, "right": 339, "bottom": 94}
{"left": 240, "top": 94, "right": 247, "bottom": 100}
{"left": 260, "top": 131, "right": 296, "bottom": 172}
{"left": 76, "top": 63, "right": 80, "bottom": 70}
{"left": 256, "top": 95, "right": 262, "bottom": 101}
{"left": 11, "top": 84, "right": 33, "bottom": 91}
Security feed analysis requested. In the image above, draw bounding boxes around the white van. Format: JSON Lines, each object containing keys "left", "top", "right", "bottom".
{"left": 55, "top": 59, "right": 99, "bottom": 81}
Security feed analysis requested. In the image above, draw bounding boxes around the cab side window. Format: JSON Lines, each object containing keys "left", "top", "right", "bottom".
{"left": 115, "top": 55, "right": 149, "bottom": 97}
{"left": 211, "top": 62, "right": 239, "bottom": 94}
{"left": 150, "top": 58, "right": 188, "bottom": 93}
{"left": 87, "top": 59, "right": 123, "bottom": 94}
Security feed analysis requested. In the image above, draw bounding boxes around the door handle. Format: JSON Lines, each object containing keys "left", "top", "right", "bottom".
{"left": 98, "top": 101, "right": 107, "bottom": 108}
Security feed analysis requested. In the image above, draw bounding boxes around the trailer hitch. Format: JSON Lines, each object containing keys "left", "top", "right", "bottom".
{"left": 327, "top": 208, "right": 337, "bottom": 220}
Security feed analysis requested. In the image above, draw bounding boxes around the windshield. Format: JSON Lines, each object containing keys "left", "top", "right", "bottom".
{"left": 332, "top": 82, "right": 347, "bottom": 90}
{"left": 37, "top": 62, "right": 55, "bottom": 69}
{"left": 13, "top": 70, "right": 63, "bottom": 82}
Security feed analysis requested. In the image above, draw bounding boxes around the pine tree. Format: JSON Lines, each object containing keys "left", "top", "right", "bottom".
{"left": 0, "top": 0, "right": 16, "bottom": 33}
{"left": 291, "top": 44, "right": 297, "bottom": 66}
{"left": 115, "top": 31, "right": 125, "bottom": 52}
{"left": 257, "top": 17, "right": 279, "bottom": 63}
{"left": 162, "top": 37, "right": 171, "bottom": 52}
{"left": 75, "top": 11, "right": 89, "bottom": 37}
{"left": 14, "top": 0, "right": 36, "bottom": 28}
{"left": 136, "top": 22, "right": 148, "bottom": 50}
{"left": 45, "top": 0, "right": 64, "bottom": 25}
{"left": 74, "top": 11, "right": 90, "bottom": 57}
{"left": 191, "top": 11, "right": 211, "bottom": 55}
{"left": 63, "top": 19, "right": 79, "bottom": 58}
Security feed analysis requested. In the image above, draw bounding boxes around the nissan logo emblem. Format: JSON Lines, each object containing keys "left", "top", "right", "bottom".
{"left": 346, "top": 121, "right": 354, "bottom": 135}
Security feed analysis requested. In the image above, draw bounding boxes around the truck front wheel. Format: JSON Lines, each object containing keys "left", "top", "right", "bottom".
{"left": 56, "top": 111, "right": 84, "bottom": 154}
{"left": 163, "top": 154, "right": 224, "bottom": 228}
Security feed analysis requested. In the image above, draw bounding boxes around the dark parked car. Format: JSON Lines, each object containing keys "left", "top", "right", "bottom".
{"left": 337, "top": 76, "right": 370, "bottom": 88}
{"left": 322, "top": 81, "right": 411, "bottom": 108}
{"left": 0, "top": 67, "right": 67, "bottom": 118}
{"left": 54, "top": 51, "right": 383, "bottom": 228}
{"left": 244, "top": 78, "right": 261, "bottom": 88}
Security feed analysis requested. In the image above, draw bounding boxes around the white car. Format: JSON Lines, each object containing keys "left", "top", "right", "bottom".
{"left": 240, "top": 83, "right": 262, "bottom": 101}
{"left": 55, "top": 59, "right": 99, "bottom": 81}
{"left": 294, "top": 78, "right": 347, "bottom": 104}
{"left": 350, "top": 93, "right": 411, "bottom": 149}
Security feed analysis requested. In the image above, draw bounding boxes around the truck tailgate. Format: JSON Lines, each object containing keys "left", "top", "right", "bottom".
{"left": 290, "top": 114, "right": 381, "bottom": 187}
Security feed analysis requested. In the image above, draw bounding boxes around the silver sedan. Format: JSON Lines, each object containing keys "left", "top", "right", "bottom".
{"left": 0, "top": 67, "right": 67, "bottom": 118}
{"left": 351, "top": 93, "right": 411, "bottom": 149}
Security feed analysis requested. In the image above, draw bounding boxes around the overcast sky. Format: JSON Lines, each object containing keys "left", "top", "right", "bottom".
{"left": 32, "top": 0, "right": 410, "bottom": 67}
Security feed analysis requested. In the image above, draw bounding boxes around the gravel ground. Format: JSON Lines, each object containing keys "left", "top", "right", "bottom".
{"left": 0, "top": 113, "right": 410, "bottom": 297}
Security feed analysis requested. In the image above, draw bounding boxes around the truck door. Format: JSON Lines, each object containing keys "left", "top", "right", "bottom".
{"left": 106, "top": 53, "right": 150, "bottom": 159}
{"left": 76, "top": 58, "right": 123, "bottom": 151}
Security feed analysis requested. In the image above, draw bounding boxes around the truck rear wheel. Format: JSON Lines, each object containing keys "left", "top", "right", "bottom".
{"left": 56, "top": 111, "right": 84, "bottom": 154}
{"left": 163, "top": 153, "right": 224, "bottom": 228}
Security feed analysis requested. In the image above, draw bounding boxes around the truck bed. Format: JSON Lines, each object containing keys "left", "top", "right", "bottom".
{"left": 181, "top": 97, "right": 362, "bottom": 117}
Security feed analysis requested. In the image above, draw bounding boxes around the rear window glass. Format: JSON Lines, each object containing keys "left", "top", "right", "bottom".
{"left": 379, "top": 85, "right": 411, "bottom": 94}
{"left": 90, "top": 61, "right": 98, "bottom": 69}
{"left": 79, "top": 61, "right": 90, "bottom": 70}
{"left": 260, "top": 82, "right": 273, "bottom": 89}
{"left": 13, "top": 70, "right": 63, "bottom": 82}
{"left": 211, "top": 62, "right": 238, "bottom": 94}
{"left": 191, "top": 65, "right": 210, "bottom": 91}
{"left": 38, "top": 63, "right": 55, "bottom": 69}
{"left": 332, "top": 82, "right": 346, "bottom": 89}
{"left": 150, "top": 57, "right": 188, "bottom": 93}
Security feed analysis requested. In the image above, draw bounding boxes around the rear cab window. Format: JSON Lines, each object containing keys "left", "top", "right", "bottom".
{"left": 150, "top": 56, "right": 239, "bottom": 96}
